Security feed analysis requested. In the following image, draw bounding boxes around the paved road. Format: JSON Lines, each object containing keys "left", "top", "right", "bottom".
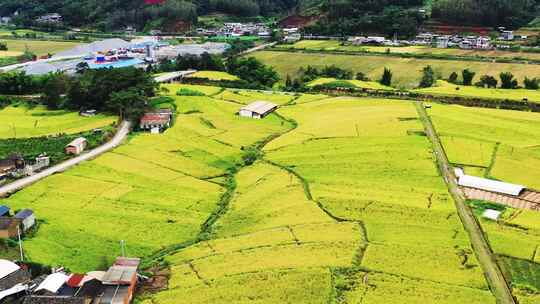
{"left": 415, "top": 101, "right": 516, "bottom": 304}
{"left": 0, "top": 121, "right": 131, "bottom": 197}
{"left": 240, "top": 42, "right": 277, "bottom": 55}
{"left": 0, "top": 55, "right": 84, "bottom": 73}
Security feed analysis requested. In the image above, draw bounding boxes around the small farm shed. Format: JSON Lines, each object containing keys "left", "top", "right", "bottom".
{"left": 14, "top": 209, "right": 35, "bottom": 232}
{"left": 457, "top": 175, "right": 525, "bottom": 196}
{"left": 139, "top": 111, "right": 172, "bottom": 134}
{"left": 482, "top": 209, "right": 502, "bottom": 221}
{"left": 0, "top": 217, "right": 20, "bottom": 238}
{"left": 0, "top": 205, "right": 10, "bottom": 217}
{"left": 65, "top": 138, "right": 88, "bottom": 155}
{"left": 238, "top": 101, "right": 278, "bottom": 119}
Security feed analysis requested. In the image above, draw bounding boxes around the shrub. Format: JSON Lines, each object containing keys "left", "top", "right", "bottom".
{"left": 524, "top": 77, "right": 540, "bottom": 90}
{"left": 0, "top": 42, "right": 7, "bottom": 51}
{"left": 176, "top": 88, "right": 205, "bottom": 96}
{"left": 448, "top": 72, "right": 459, "bottom": 84}
{"left": 462, "top": 69, "right": 476, "bottom": 86}
{"left": 475, "top": 75, "right": 498, "bottom": 88}
{"left": 500, "top": 72, "right": 518, "bottom": 89}
{"left": 380, "top": 68, "right": 393, "bottom": 86}
{"left": 356, "top": 72, "right": 369, "bottom": 81}
{"left": 419, "top": 65, "right": 436, "bottom": 88}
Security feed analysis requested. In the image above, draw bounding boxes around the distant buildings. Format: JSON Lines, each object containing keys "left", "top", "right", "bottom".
{"left": 36, "top": 13, "right": 62, "bottom": 24}
{"left": 65, "top": 138, "right": 88, "bottom": 155}
{"left": 239, "top": 101, "right": 278, "bottom": 119}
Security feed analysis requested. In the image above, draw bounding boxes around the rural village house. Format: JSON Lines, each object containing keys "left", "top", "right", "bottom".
{"left": 238, "top": 101, "right": 278, "bottom": 119}
{"left": 65, "top": 138, "right": 88, "bottom": 155}
{"left": 140, "top": 109, "right": 173, "bottom": 133}
{"left": 0, "top": 260, "right": 31, "bottom": 293}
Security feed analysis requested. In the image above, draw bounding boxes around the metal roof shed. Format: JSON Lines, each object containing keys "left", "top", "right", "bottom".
{"left": 0, "top": 205, "right": 9, "bottom": 217}
{"left": 101, "top": 266, "right": 137, "bottom": 285}
{"left": 458, "top": 175, "right": 525, "bottom": 196}
{"left": 239, "top": 101, "right": 278, "bottom": 119}
{"left": 0, "top": 260, "right": 20, "bottom": 281}
{"left": 35, "top": 273, "right": 69, "bottom": 294}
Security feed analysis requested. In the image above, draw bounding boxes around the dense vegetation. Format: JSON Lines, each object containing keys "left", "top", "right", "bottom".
{"left": 0, "top": 0, "right": 297, "bottom": 31}
{"left": 432, "top": 0, "right": 540, "bottom": 28}
{"left": 0, "top": 67, "right": 157, "bottom": 119}
{"left": 305, "top": 0, "right": 424, "bottom": 37}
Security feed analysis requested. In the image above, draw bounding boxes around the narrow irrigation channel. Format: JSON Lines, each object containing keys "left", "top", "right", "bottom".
{"left": 415, "top": 101, "right": 516, "bottom": 304}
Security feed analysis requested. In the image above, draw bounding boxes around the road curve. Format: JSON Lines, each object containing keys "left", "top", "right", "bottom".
{"left": 0, "top": 120, "right": 131, "bottom": 197}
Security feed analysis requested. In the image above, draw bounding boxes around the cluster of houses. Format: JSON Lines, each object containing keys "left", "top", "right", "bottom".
{"left": 0, "top": 154, "right": 50, "bottom": 184}
{"left": 196, "top": 22, "right": 271, "bottom": 38}
{"left": 0, "top": 137, "right": 87, "bottom": 185}
{"left": 36, "top": 13, "right": 62, "bottom": 24}
{"left": 0, "top": 205, "right": 35, "bottom": 239}
{"left": 0, "top": 257, "right": 141, "bottom": 304}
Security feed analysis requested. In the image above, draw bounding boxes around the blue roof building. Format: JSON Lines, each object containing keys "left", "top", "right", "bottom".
{"left": 0, "top": 205, "right": 9, "bottom": 217}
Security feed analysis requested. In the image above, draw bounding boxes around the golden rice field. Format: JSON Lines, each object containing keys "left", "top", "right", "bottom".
{"left": 0, "top": 105, "right": 116, "bottom": 139}
{"left": 141, "top": 92, "right": 494, "bottom": 303}
{"left": 307, "top": 77, "right": 394, "bottom": 90}
{"left": 250, "top": 50, "right": 540, "bottom": 89}
{"left": 0, "top": 86, "right": 292, "bottom": 271}
{"left": 6, "top": 85, "right": 535, "bottom": 302}
{"left": 416, "top": 80, "right": 540, "bottom": 103}
{"left": 278, "top": 39, "right": 540, "bottom": 61}
{"left": 188, "top": 71, "right": 239, "bottom": 81}
{"left": 1, "top": 39, "right": 81, "bottom": 56}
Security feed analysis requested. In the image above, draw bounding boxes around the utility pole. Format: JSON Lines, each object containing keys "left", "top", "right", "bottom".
{"left": 17, "top": 226, "right": 24, "bottom": 261}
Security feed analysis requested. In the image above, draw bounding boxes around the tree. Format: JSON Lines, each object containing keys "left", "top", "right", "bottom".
{"left": 285, "top": 74, "right": 292, "bottom": 88}
{"left": 462, "top": 69, "right": 476, "bottom": 86}
{"left": 380, "top": 68, "right": 392, "bottom": 86}
{"left": 356, "top": 72, "right": 369, "bottom": 81}
{"left": 524, "top": 77, "right": 540, "bottom": 90}
{"left": 500, "top": 72, "right": 518, "bottom": 89}
{"left": 475, "top": 75, "right": 498, "bottom": 88}
{"left": 0, "top": 42, "right": 7, "bottom": 51}
{"left": 107, "top": 88, "right": 147, "bottom": 120}
{"left": 448, "top": 72, "right": 458, "bottom": 84}
{"left": 75, "top": 62, "right": 89, "bottom": 74}
{"left": 419, "top": 65, "right": 435, "bottom": 88}
{"left": 41, "top": 73, "right": 70, "bottom": 110}
{"left": 226, "top": 57, "right": 279, "bottom": 88}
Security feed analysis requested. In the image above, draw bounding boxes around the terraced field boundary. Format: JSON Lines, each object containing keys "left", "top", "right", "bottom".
{"left": 141, "top": 112, "right": 299, "bottom": 268}
{"left": 415, "top": 101, "right": 516, "bottom": 304}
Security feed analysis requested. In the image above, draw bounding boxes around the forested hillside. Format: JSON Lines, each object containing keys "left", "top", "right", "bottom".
{"left": 0, "top": 0, "right": 537, "bottom": 32}
{"left": 0, "top": 0, "right": 297, "bottom": 31}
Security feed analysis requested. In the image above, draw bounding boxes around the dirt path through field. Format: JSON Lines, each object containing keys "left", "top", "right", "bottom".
{"left": 415, "top": 101, "right": 516, "bottom": 304}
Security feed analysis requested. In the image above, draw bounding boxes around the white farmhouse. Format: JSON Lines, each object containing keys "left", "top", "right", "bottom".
{"left": 239, "top": 101, "right": 278, "bottom": 119}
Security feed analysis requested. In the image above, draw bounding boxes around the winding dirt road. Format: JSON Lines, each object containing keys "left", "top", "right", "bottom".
{"left": 0, "top": 120, "right": 131, "bottom": 197}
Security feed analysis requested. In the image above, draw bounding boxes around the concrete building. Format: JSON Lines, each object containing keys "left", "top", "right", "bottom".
{"left": 239, "top": 101, "right": 278, "bottom": 119}
{"left": 65, "top": 138, "right": 88, "bottom": 155}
